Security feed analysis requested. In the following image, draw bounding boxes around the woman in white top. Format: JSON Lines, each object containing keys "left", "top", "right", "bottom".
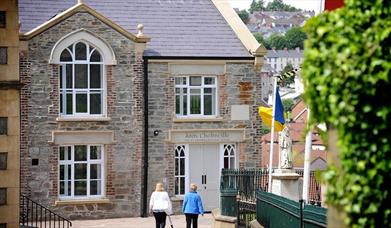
{"left": 149, "top": 183, "right": 172, "bottom": 228}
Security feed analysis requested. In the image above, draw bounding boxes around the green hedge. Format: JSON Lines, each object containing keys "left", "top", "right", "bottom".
{"left": 302, "top": 0, "right": 391, "bottom": 227}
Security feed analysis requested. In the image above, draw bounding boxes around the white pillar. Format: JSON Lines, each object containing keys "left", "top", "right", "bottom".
{"left": 268, "top": 76, "right": 278, "bottom": 192}
{"left": 302, "top": 108, "right": 312, "bottom": 202}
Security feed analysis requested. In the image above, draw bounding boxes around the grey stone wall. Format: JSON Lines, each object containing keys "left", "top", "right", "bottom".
{"left": 146, "top": 62, "right": 264, "bottom": 208}
{"left": 20, "top": 12, "right": 143, "bottom": 219}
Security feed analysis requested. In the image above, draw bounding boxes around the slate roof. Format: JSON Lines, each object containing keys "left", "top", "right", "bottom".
{"left": 266, "top": 49, "right": 303, "bottom": 58}
{"left": 19, "top": 0, "right": 252, "bottom": 57}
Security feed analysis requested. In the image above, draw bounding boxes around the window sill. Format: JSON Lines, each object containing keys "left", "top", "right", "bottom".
{"left": 56, "top": 117, "right": 111, "bottom": 122}
{"left": 55, "top": 198, "right": 111, "bottom": 205}
{"left": 173, "top": 117, "right": 224, "bottom": 123}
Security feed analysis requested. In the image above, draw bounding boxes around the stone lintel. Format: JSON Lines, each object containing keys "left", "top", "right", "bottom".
{"left": 50, "top": 130, "right": 115, "bottom": 145}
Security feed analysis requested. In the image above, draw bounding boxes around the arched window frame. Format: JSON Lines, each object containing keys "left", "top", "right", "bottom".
{"left": 50, "top": 29, "right": 116, "bottom": 118}
{"left": 222, "top": 144, "right": 236, "bottom": 169}
{"left": 59, "top": 41, "right": 105, "bottom": 117}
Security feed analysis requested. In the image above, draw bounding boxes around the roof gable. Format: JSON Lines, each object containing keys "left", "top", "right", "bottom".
{"left": 19, "top": 2, "right": 150, "bottom": 43}
{"left": 19, "top": 0, "right": 256, "bottom": 58}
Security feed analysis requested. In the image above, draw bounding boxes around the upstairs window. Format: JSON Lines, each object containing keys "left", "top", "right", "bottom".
{"left": 175, "top": 76, "right": 217, "bottom": 117}
{"left": 59, "top": 42, "right": 104, "bottom": 116}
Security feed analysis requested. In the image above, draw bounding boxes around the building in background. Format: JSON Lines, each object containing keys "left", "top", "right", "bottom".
{"left": 266, "top": 48, "right": 303, "bottom": 73}
{"left": 0, "top": 0, "right": 20, "bottom": 227}
{"left": 247, "top": 11, "right": 315, "bottom": 37}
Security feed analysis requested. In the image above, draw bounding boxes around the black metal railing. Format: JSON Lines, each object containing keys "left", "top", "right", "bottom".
{"left": 220, "top": 168, "right": 270, "bottom": 202}
{"left": 220, "top": 168, "right": 322, "bottom": 205}
{"left": 295, "top": 169, "right": 322, "bottom": 206}
{"left": 20, "top": 195, "right": 72, "bottom": 228}
{"left": 237, "top": 199, "right": 256, "bottom": 228}
{"left": 221, "top": 168, "right": 323, "bottom": 227}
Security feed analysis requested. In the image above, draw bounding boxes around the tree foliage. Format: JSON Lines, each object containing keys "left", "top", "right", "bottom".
{"left": 238, "top": 9, "right": 250, "bottom": 23}
{"left": 281, "top": 63, "right": 295, "bottom": 86}
{"left": 268, "top": 33, "right": 287, "bottom": 49}
{"left": 302, "top": 0, "right": 391, "bottom": 227}
{"left": 253, "top": 27, "right": 306, "bottom": 49}
{"left": 253, "top": 32, "right": 271, "bottom": 49}
{"left": 282, "top": 98, "right": 294, "bottom": 120}
{"left": 266, "top": 0, "right": 300, "bottom": 12}
{"left": 249, "top": 0, "right": 265, "bottom": 13}
{"left": 284, "top": 27, "right": 307, "bottom": 49}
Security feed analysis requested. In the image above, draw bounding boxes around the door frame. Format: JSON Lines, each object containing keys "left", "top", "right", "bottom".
{"left": 175, "top": 143, "right": 238, "bottom": 198}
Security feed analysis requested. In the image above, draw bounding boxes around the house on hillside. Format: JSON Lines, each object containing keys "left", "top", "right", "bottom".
{"left": 247, "top": 11, "right": 314, "bottom": 36}
{"left": 18, "top": 0, "right": 268, "bottom": 220}
{"left": 266, "top": 48, "right": 303, "bottom": 72}
{"left": 260, "top": 100, "right": 327, "bottom": 170}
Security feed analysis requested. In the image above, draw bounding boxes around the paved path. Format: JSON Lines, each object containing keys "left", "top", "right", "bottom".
{"left": 72, "top": 214, "right": 213, "bottom": 228}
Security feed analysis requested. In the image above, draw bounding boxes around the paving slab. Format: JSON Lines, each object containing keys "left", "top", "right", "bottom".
{"left": 72, "top": 213, "right": 213, "bottom": 228}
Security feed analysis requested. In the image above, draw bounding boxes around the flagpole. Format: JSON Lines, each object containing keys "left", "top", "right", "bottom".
{"left": 268, "top": 75, "right": 278, "bottom": 192}
{"left": 302, "top": 108, "right": 312, "bottom": 202}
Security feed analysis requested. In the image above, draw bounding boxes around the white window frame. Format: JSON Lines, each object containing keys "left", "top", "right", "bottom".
{"left": 58, "top": 144, "right": 105, "bottom": 200}
{"left": 175, "top": 76, "right": 218, "bottom": 118}
{"left": 59, "top": 41, "right": 107, "bottom": 118}
{"left": 174, "top": 145, "right": 189, "bottom": 196}
{"left": 219, "top": 143, "right": 238, "bottom": 170}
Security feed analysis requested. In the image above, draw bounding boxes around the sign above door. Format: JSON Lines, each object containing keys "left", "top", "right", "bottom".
{"left": 168, "top": 129, "right": 246, "bottom": 143}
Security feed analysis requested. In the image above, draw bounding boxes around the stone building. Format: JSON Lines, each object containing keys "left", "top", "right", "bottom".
{"left": 0, "top": 1, "right": 20, "bottom": 227}
{"left": 18, "top": 0, "right": 268, "bottom": 219}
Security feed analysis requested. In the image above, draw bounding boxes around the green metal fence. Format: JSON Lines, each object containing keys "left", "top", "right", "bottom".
{"left": 256, "top": 190, "right": 327, "bottom": 228}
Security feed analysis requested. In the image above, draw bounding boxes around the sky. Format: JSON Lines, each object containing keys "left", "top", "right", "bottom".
{"left": 228, "top": 0, "right": 323, "bottom": 13}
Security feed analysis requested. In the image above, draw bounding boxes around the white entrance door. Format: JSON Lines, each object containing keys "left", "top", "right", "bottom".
{"left": 189, "top": 144, "right": 220, "bottom": 211}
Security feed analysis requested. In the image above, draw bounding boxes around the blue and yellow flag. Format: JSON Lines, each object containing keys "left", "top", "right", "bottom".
{"left": 258, "top": 87, "right": 285, "bottom": 132}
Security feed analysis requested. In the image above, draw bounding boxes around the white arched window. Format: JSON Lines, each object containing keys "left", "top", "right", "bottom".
{"left": 223, "top": 144, "right": 236, "bottom": 169}
{"left": 50, "top": 29, "right": 117, "bottom": 118}
{"left": 59, "top": 41, "right": 104, "bottom": 116}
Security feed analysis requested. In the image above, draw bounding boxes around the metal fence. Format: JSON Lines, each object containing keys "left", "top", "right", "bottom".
{"left": 20, "top": 194, "right": 72, "bottom": 228}
{"left": 220, "top": 168, "right": 323, "bottom": 227}
{"left": 220, "top": 168, "right": 322, "bottom": 204}
{"left": 237, "top": 200, "right": 256, "bottom": 228}
{"left": 256, "top": 190, "right": 327, "bottom": 228}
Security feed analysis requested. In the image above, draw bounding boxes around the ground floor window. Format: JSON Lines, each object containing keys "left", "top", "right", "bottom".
{"left": 174, "top": 145, "right": 186, "bottom": 196}
{"left": 223, "top": 144, "right": 236, "bottom": 169}
{"left": 59, "top": 145, "right": 104, "bottom": 199}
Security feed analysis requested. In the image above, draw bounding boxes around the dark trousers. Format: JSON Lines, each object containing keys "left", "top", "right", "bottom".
{"left": 185, "top": 213, "right": 199, "bottom": 228}
{"left": 153, "top": 212, "right": 167, "bottom": 228}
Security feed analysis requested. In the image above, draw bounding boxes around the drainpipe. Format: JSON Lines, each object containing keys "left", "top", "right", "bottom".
{"left": 142, "top": 56, "right": 149, "bottom": 217}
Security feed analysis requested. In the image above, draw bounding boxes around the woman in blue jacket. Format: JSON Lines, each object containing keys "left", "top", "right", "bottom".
{"left": 182, "top": 183, "right": 204, "bottom": 228}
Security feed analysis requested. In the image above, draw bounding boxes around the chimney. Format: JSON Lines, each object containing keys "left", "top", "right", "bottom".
{"left": 284, "top": 47, "right": 288, "bottom": 51}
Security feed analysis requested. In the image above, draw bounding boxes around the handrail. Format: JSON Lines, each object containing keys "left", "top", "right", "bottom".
{"left": 20, "top": 194, "right": 72, "bottom": 228}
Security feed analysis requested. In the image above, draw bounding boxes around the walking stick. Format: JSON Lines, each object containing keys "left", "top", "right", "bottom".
{"left": 167, "top": 214, "right": 174, "bottom": 228}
